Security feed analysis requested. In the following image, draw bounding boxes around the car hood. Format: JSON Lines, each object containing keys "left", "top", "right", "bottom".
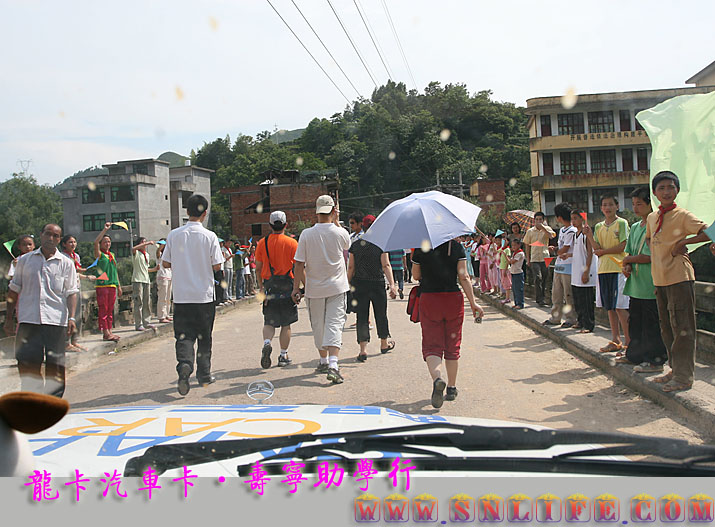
{"left": 26, "top": 404, "right": 619, "bottom": 477}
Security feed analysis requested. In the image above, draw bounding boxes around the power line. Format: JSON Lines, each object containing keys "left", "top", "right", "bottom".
{"left": 265, "top": 0, "right": 351, "bottom": 104}
{"left": 326, "top": 0, "right": 378, "bottom": 89}
{"left": 290, "top": 0, "right": 363, "bottom": 99}
{"left": 353, "top": 0, "right": 393, "bottom": 80}
{"left": 380, "top": 0, "right": 417, "bottom": 91}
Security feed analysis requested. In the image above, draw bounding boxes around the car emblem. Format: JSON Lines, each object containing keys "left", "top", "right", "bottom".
{"left": 247, "top": 380, "right": 275, "bottom": 402}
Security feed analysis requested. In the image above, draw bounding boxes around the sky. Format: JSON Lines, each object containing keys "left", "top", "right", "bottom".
{"left": 1, "top": 0, "right": 713, "bottom": 186}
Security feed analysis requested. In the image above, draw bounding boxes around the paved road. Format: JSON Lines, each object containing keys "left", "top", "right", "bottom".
{"left": 53, "top": 284, "right": 705, "bottom": 443}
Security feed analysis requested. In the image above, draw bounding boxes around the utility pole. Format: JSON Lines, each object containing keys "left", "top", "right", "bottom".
{"left": 17, "top": 159, "right": 32, "bottom": 177}
{"left": 436, "top": 169, "right": 440, "bottom": 192}
{"left": 458, "top": 169, "right": 463, "bottom": 198}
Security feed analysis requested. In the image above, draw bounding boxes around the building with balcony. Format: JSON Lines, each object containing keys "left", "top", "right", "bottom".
{"left": 59, "top": 158, "right": 213, "bottom": 256}
{"left": 526, "top": 69, "right": 714, "bottom": 218}
{"left": 221, "top": 169, "right": 339, "bottom": 242}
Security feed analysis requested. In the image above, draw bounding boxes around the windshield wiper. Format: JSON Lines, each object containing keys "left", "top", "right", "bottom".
{"left": 124, "top": 422, "right": 715, "bottom": 477}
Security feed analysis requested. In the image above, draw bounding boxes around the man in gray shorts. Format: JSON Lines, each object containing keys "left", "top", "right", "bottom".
{"left": 292, "top": 195, "right": 350, "bottom": 384}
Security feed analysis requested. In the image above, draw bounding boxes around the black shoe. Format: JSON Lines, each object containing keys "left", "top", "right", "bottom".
{"left": 542, "top": 320, "right": 559, "bottom": 326}
{"left": 537, "top": 301, "right": 547, "bottom": 307}
{"left": 445, "top": 386, "right": 458, "bottom": 401}
{"left": 356, "top": 354, "right": 367, "bottom": 363}
{"left": 177, "top": 363, "right": 191, "bottom": 396}
{"left": 315, "top": 362, "right": 329, "bottom": 374}
{"left": 399, "top": 290, "right": 404, "bottom": 299}
{"left": 327, "top": 367, "right": 344, "bottom": 384}
{"left": 561, "top": 321, "right": 574, "bottom": 328}
{"left": 198, "top": 375, "right": 216, "bottom": 387}
{"left": 431, "top": 378, "right": 446, "bottom": 408}
{"left": 261, "top": 342, "right": 272, "bottom": 369}
{"left": 278, "top": 354, "right": 292, "bottom": 367}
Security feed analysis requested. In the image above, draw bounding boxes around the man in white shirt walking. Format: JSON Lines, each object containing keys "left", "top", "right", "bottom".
{"left": 162, "top": 194, "right": 224, "bottom": 396}
{"left": 292, "top": 195, "right": 351, "bottom": 384}
{"left": 4, "top": 224, "right": 78, "bottom": 397}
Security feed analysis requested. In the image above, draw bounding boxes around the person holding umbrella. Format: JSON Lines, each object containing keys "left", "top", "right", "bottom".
{"left": 412, "top": 239, "right": 484, "bottom": 408}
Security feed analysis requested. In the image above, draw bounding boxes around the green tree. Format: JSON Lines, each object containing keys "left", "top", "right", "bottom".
{"left": 0, "top": 173, "right": 63, "bottom": 243}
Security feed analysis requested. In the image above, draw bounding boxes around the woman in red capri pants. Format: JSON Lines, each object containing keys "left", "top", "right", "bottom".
{"left": 411, "top": 239, "right": 484, "bottom": 409}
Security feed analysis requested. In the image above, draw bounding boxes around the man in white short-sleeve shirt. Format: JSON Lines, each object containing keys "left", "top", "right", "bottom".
{"left": 162, "top": 194, "right": 224, "bottom": 396}
{"left": 292, "top": 195, "right": 350, "bottom": 384}
{"left": 4, "top": 223, "right": 78, "bottom": 397}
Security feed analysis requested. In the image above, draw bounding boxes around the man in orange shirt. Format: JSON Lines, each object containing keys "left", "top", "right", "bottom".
{"left": 255, "top": 211, "right": 299, "bottom": 368}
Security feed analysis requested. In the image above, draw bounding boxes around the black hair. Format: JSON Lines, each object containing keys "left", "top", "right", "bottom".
{"left": 510, "top": 222, "right": 521, "bottom": 232}
{"left": 600, "top": 194, "right": 619, "bottom": 207}
{"left": 652, "top": 171, "right": 680, "bottom": 192}
{"left": 349, "top": 212, "right": 364, "bottom": 225}
{"left": 41, "top": 223, "right": 61, "bottom": 235}
{"left": 60, "top": 234, "right": 76, "bottom": 251}
{"left": 629, "top": 187, "right": 651, "bottom": 204}
{"left": 570, "top": 208, "right": 585, "bottom": 216}
{"left": 186, "top": 194, "right": 209, "bottom": 217}
{"left": 134, "top": 237, "right": 147, "bottom": 247}
{"left": 270, "top": 222, "right": 286, "bottom": 232}
{"left": 12, "top": 235, "right": 34, "bottom": 257}
{"left": 534, "top": 211, "right": 545, "bottom": 219}
{"left": 510, "top": 237, "right": 523, "bottom": 247}
{"left": 553, "top": 202, "right": 572, "bottom": 222}
{"left": 101, "top": 234, "right": 112, "bottom": 242}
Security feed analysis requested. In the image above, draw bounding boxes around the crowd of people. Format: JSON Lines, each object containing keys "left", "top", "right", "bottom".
{"left": 3, "top": 169, "right": 714, "bottom": 402}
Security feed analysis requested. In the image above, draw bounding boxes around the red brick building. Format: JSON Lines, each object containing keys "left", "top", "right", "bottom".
{"left": 221, "top": 169, "right": 339, "bottom": 242}
{"left": 469, "top": 178, "right": 506, "bottom": 213}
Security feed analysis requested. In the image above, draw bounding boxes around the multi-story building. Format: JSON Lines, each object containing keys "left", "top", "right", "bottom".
{"left": 59, "top": 158, "right": 213, "bottom": 256}
{"left": 222, "top": 169, "right": 338, "bottom": 241}
{"left": 526, "top": 68, "right": 714, "bottom": 218}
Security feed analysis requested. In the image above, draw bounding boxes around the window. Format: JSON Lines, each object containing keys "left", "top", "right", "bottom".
{"left": 634, "top": 109, "right": 645, "bottom": 131}
{"left": 110, "top": 185, "right": 135, "bottom": 202}
{"left": 540, "top": 115, "right": 552, "bottom": 137}
{"left": 251, "top": 224, "right": 263, "bottom": 237}
{"left": 83, "top": 213, "right": 106, "bottom": 232}
{"left": 637, "top": 148, "right": 648, "bottom": 170}
{"left": 588, "top": 111, "right": 614, "bottom": 133}
{"left": 544, "top": 190, "right": 556, "bottom": 216}
{"left": 562, "top": 190, "right": 589, "bottom": 213}
{"left": 619, "top": 110, "right": 631, "bottom": 132}
{"left": 557, "top": 113, "right": 584, "bottom": 135}
{"left": 621, "top": 148, "right": 633, "bottom": 171}
{"left": 114, "top": 242, "right": 131, "bottom": 258}
{"left": 560, "top": 151, "right": 586, "bottom": 175}
{"left": 590, "top": 150, "right": 617, "bottom": 173}
{"left": 542, "top": 153, "right": 553, "bottom": 176}
{"left": 592, "top": 187, "right": 619, "bottom": 211}
{"left": 181, "top": 191, "right": 193, "bottom": 208}
{"left": 133, "top": 163, "right": 149, "bottom": 175}
{"left": 82, "top": 187, "right": 105, "bottom": 204}
{"left": 111, "top": 212, "right": 136, "bottom": 230}
{"left": 623, "top": 186, "right": 637, "bottom": 211}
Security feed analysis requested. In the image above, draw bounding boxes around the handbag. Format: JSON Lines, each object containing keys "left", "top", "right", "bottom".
{"left": 262, "top": 236, "right": 294, "bottom": 300}
{"left": 406, "top": 285, "right": 421, "bottom": 323}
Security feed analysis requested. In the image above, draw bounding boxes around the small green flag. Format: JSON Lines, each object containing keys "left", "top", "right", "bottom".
{"left": 636, "top": 91, "right": 715, "bottom": 250}
{"left": 3, "top": 240, "right": 14, "bottom": 257}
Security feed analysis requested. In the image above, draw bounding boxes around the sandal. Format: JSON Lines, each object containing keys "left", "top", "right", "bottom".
{"left": 653, "top": 372, "right": 674, "bottom": 384}
{"left": 381, "top": 340, "right": 396, "bottom": 354}
{"left": 103, "top": 334, "right": 120, "bottom": 342}
{"left": 579, "top": 329, "right": 593, "bottom": 334}
{"left": 599, "top": 341, "right": 623, "bottom": 353}
{"left": 356, "top": 354, "right": 367, "bottom": 363}
{"left": 614, "top": 356, "right": 632, "bottom": 364}
{"left": 662, "top": 380, "right": 692, "bottom": 393}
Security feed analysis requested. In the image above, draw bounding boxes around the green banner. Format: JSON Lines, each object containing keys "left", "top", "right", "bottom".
{"left": 636, "top": 91, "right": 715, "bottom": 249}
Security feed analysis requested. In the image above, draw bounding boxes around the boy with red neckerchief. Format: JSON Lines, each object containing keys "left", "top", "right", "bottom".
{"left": 647, "top": 171, "right": 710, "bottom": 392}
{"left": 507, "top": 238, "right": 525, "bottom": 309}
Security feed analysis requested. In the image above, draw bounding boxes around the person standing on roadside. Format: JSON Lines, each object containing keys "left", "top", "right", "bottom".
{"left": 60, "top": 234, "right": 96, "bottom": 351}
{"left": 412, "top": 238, "right": 484, "bottom": 408}
{"left": 523, "top": 211, "right": 556, "bottom": 306}
{"left": 256, "top": 211, "right": 299, "bottom": 369}
{"left": 161, "top": 194, "right": 224, "bottom": 396}
{"left": 155, "top": 239, "right": 172, "bottom": 323}
{"left": 222, "top": 240, "right": 235, "bottom": 302}
{"left": 292, "top": 195, "right": 350, "bottom": 384}
{"left": 4, "top": 224, "right": 78, "bottom": 397}
{"left": 234, "top": 246, "right": 245, "bottom": 299}
{"left": 93, "top": 223, "right": 122, "bottom": 342}
{"left": 543, "top": 203, "right": 577, "bottom": 328}
{"left": 131, "top": 237, "right": 157, "bottom": 331}
{"left": 387, "top": 248, "right": 406, "bottom": 299}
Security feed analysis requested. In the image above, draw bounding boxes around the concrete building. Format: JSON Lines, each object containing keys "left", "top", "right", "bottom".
{"left": 221, "top": 169, "right": 339, "bottom": 241}
{"left": 469, "top": 178, "right": 506, "bottom": 214}
{"left": 59, "top": 158, "right": 213, "bottom": 256}
{"left": 526, "top": 67, "right": 714, "bottom": 218}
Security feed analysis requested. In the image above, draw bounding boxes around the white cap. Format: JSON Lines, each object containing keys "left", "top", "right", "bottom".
{"left": 316, "top": 195, "right": 335, "bottom": 214}
{"left": 269, "top": 210, "right": 287, "bottom": 225}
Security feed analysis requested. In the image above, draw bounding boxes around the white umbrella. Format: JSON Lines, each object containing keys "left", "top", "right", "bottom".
{"left": 361, "top": 190, "right": 482, "bottom": 251}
